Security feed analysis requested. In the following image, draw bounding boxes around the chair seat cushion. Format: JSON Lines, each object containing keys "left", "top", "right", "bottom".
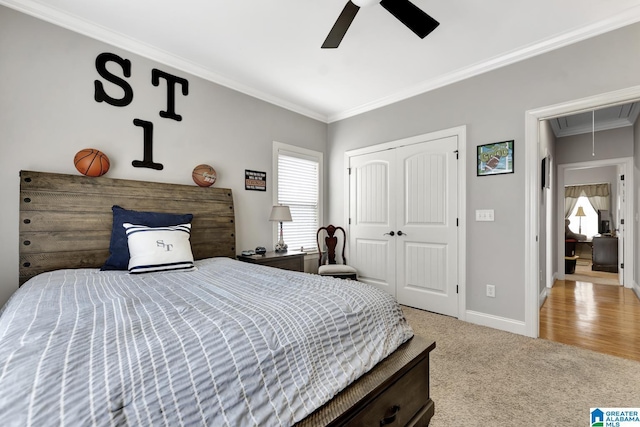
{"left": 319, "top": 264, "right": 357, "bottom": 275}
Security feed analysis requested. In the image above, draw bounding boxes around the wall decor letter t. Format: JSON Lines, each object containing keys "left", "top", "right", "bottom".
{"left": 152, "top": 69, "right": 189, "bottom": 121}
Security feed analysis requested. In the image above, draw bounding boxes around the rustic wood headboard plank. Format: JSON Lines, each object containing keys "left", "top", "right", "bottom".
{"left": 19, "top": 170, "right": 236, "bottom": 285}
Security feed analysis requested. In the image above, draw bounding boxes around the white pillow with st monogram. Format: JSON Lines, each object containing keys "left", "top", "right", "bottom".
{"left": 123, "top": 222, "right": 195, "bottom": 274}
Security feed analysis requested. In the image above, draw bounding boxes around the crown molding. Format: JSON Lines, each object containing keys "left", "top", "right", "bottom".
{"left": 327, "top": 5, "right": 640, "bottom": 123}
{"left": 0, "top": 0, "right": 329, "bottom": 123}
{"left": 3, "top": 0, "right": 640, "bottom": 124}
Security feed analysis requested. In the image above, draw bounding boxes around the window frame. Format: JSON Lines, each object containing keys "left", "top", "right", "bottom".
{"left": 272, "top": 141, "right": 323, "bottom": 254}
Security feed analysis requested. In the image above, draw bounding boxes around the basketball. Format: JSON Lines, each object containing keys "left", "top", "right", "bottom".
{"left": 192, "top": 164, "right": 217, "bottom": 187}
{"left": 74, "top": 149, "right": 110, "bottom": 177}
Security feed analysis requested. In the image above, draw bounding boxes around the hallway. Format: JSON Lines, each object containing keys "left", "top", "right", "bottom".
{"left": 540, "top": 278, "right": 640, "bottom": 362}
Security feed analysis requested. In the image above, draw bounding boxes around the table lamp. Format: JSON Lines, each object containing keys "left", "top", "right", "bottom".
{"left": 575, "top": 206, "right": 586, "bottom": 234}
{"left": 269, "top": 205, "right": 292, "bottom": 252}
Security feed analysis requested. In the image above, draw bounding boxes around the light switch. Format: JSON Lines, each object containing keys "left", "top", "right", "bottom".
{"left": 476, "top": 209, "right": 495, "bottom": 221}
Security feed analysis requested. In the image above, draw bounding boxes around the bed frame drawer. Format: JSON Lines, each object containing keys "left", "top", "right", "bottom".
{"left": 344, "top": 355, "right": 431, "bottom": 426}
{"left": 296, "top": 336, "right": 435, "bottom": 427}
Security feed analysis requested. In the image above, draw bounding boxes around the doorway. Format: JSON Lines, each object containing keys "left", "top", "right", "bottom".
{"left": 524, "top": 85, "right": 640, "bottom": 338}
{"left": 557, "top": 159, "right": 630, "bottom": 286}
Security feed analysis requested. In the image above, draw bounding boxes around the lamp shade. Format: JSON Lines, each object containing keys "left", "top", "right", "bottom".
{"left": 575, "top": 206, "right": 586, "bottom": 217}
{"left": 269, "top": 205, "right": 292, "bottom": 222}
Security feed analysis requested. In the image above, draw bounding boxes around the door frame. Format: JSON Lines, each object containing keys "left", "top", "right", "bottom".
{"left": 524, "top": 85, "right": 640, "bottom": 338}
{"left": 344, "top": 125, "right": 467, "bottom": 319}
{"left": 556, "top": 157, "right": 632, "bottom": 284}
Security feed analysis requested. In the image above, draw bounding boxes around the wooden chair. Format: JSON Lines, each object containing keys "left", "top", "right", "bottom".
{"left": 317, "top": 225, "right": 358, "bottom": 280}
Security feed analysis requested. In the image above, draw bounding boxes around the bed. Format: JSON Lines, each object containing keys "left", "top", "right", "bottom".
{"left": 2, "top": 170, "right": 435, "bottom": 426}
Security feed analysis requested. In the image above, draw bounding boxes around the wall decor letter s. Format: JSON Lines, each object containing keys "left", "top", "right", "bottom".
{"left": 94, "top": 52, "right": 134, "bottom": 107}
{"left": 152, "top": 69, "right": 189, "bottom": 121}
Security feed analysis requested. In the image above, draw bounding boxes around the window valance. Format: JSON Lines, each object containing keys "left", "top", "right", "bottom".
{"left": 565, "top": 183, "right": 609, "bottom": 198}
{"left": 564, "top": 183, "right": 610, "bottom": 219}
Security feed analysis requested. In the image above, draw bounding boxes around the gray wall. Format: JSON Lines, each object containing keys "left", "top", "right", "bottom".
{"left": 0, "top": 7, "right": 327, "bottom": 306}
{"left": 555, "top": 127, "right": 634, "bottom": 164}
{"left": 565, "top": 166, "right": 619, "bottom": 187}
{"left": 327, "top": 22, "right": 640, "bottom": 322}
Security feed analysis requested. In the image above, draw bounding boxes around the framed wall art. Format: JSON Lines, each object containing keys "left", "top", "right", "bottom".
{"left": 477, "top": 140, "right": 514, "bottom": 176}
{"left": 541, "top": 155, "right": 551, "bottom": 189}
{"left": 245, "top": 169, "right": 266, "bottom": 191}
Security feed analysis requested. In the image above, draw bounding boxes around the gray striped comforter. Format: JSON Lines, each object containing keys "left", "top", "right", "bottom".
{"left": 0, "top": 257, "right": 413, "bottom": 426}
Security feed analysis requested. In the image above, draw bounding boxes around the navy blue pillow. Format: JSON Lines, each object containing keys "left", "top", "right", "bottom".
{"left": 101, "top": 206, "right": 194, "bottom": 271}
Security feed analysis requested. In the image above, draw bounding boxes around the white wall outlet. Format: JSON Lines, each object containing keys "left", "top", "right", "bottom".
{"left": 475, "top": 209, "right": 495, "bottom": 221}
{"left": 486, "top": 284, "right": 496, "bottom": 298}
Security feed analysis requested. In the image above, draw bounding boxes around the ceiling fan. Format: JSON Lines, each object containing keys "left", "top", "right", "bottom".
{"left": 322, "top": 0, "right": 439, "bottom": 48}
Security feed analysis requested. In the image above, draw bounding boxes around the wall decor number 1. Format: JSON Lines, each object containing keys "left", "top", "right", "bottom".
{"left": 93, "top": 52, "right": 190, "bottom": 171}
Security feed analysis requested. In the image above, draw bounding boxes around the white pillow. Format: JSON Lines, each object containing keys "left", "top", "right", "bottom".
{"left": 123, "top": 223, "right": 195, "bottom": 274}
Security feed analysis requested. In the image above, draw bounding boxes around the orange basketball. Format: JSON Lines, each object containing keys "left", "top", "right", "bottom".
{"left": 192, "top": 164, "right": 217, "bottom": 187}
{"left": 74, "top": 149, "right": 110, "bottom": 177}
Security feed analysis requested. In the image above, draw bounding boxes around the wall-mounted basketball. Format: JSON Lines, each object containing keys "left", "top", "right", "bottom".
{"left": 192, "top": 164, "right": 217, "bottom": 187}
{"left": 74, "top": 149, "right": 110, "bottom": 177}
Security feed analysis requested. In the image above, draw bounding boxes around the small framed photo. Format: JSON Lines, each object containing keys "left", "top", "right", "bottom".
{"left": 541, "top": 155, "right": 551, "bottom": 189}
{"left": 477, "top": 140, "right": 514, "bottom": 176}
{"left": 245, "top": 169, "right": 266, "bottom": 191}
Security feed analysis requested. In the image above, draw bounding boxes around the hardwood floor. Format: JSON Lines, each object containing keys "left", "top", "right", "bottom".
{"left": 540, "top": 277, "right": 640, "bottom": 362}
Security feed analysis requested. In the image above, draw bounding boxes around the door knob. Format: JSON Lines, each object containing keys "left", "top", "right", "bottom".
{"left": 384, "top": 231, "right": 395, "bottom": 236}
{"left": 397, "top": 230, "right": 406, "bottom": 236}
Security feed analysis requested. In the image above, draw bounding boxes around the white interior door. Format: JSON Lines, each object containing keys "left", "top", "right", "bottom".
{"left": 395, "top": 137, "right": 459, "bottom": 316}
{"left": 349, "top": 136, "right": 459, "bottom": 317}
{"left": 617, "top": 170, "right": 625, "bottom": 285}
{"left": 349, "top": 150, "right": 397, "bottom": 295}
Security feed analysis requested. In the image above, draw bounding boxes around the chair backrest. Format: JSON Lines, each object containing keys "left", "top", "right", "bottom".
{"left": 317, "top": 225, "right": 347, "bottom": 266}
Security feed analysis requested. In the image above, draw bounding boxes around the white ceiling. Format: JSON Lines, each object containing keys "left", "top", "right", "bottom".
{"left": 3, "top": 0, "right": 640, "bottom": 122}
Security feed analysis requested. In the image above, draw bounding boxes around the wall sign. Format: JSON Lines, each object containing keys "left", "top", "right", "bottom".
{"left": 93, "top": 52, "right": 190, "bottom": 171}
{"left": 245, "top": 170, "right": 266, "bottom": 191}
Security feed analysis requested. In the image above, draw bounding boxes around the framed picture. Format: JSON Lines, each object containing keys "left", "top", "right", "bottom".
{"left": 541, "top": 155, "right": 551, "bottom": 189}
{"left": 477, "top": 140, "right": 514, "bottom": 176}
{"left": 245, "top": 169, "right": 266, "bottom": 191}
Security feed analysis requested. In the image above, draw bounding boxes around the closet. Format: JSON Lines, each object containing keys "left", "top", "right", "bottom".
{"left": 347, "top": 134, "right": 459, "bottom": 317}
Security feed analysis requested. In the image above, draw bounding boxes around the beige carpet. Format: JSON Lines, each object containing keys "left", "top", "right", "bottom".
{"left": 401, "top": 306, "right": 640, "bottom": 427}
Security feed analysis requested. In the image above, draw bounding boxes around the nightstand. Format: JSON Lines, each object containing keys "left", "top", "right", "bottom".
{"left": 237, "top": 251, "right": 304, "bottom": 272}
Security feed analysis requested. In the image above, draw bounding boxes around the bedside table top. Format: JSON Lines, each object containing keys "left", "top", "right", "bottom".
{"left": 236, "top": 251, "right": 305, "bottom": 272}
{"left": 237, "top": 250, "right": 304, "bottom": 260}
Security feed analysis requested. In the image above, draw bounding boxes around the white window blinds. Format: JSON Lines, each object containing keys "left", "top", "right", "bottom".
{"left": 276, "top": 147, "right": 321, "bottom": 253}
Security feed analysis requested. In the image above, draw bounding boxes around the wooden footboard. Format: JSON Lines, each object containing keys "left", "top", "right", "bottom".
{"left": 296, "top": 335, "right": 436, "bottom": 427}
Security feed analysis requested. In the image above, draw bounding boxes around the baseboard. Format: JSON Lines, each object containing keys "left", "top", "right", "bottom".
{"left": 465, "top": 310, "right": 527, "bottom": 336}
{"left": 539, "top": 288, "right": 548, "bottom": 308}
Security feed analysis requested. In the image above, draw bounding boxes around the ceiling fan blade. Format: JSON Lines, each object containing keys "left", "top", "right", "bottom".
{"left": 322, "top": 1, "right": 360, "bottom": 48}
{"left": 380, "top": 0, "right": 439, "bottom": 39}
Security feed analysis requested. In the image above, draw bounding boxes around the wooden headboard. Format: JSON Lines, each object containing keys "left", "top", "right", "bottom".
{"left": 19, "top": 170, "right": 236, "bottom": 285}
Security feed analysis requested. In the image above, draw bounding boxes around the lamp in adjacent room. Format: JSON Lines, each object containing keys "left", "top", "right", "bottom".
{"left": 575, "top": 206, "right": 586, "bottom": 234}
{"left": 269, "top": 205, "right": 292, "bottom": 252}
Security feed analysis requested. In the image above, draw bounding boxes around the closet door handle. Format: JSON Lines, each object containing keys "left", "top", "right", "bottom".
{"left": 397, "top": 230, "right": 406, "bottom": 236}
{"left": 384, "top": 231, "right": 395, "bottom": 236}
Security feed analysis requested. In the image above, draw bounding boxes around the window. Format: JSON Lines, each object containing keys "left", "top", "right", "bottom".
{"left": 273, "top": 142, "right": 323, "bottom": 253}
{"left": 568, "top": 196, "right": 598, "bottom": 238}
